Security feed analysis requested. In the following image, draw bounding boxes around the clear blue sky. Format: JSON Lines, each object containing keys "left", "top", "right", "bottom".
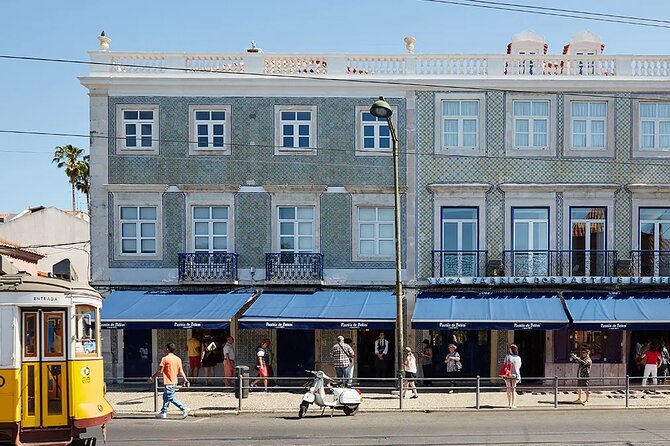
{"left": 1, "top": 0, "right": 669, "bottom": 213}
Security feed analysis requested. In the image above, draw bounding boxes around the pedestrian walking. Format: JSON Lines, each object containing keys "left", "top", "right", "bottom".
{"left": 150, "top": 343, "right": 190, "bottom": 419}
{"left": 444, "top": 344, "right": 461, "bottom": 392}
{"left": 344, "top": 337, "right": 355, "bottom": 387}
{"left": 262, "top": 338, "right": 275, "bottom": 386}
{"left": 251, "top": 339, "right": 270, "bottom": 391}
{"left": 641, "top": 341, "right": 662, "bottom": 387}
{"left": 570, "top": 348, "right": 592, "bottom": 404}
{"left": 419, "top": 339, "right": 433, "bottom": 386}
{"left": 330, "top": 335, "right": 355, "bottom": 385}
{"left": 402, "top": 347, "right": 418, "bottom": 399}
{"left": 223, "top": 336, "right": 236, "bottom": 387}
{"left": 501, "top": 344, "right": 522, "bottom": 409}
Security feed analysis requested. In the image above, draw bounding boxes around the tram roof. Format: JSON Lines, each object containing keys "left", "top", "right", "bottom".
{"left": 0, "top": 273, "right": 99, "bottom": 295}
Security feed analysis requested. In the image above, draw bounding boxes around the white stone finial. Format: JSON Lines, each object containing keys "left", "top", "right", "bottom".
{"left": 98, "top": 31, "right": 111, "bottom": 51}
{"left": 404, "top": 36, "right": 416, "bottom": 54}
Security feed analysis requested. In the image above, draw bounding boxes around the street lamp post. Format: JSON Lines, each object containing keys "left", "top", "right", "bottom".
{"left": 370, "top": 97, "right": 404, "bottom": 390}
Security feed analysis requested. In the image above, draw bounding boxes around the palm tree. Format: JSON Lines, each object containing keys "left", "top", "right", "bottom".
{"left": 52, "top": 144, "right": 84, "bottom": 211}
{"left": 75, "top": 155, "right": 91, "bottom": 215}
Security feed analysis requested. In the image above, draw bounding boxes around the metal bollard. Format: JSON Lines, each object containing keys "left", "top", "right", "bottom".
{"left": 554, "top": 376, "right": 558, "bottom": 408}
{"left": 476, "top": 376, "right": 480, "bottom": 410}
{"left": 153, "top": 378, "right": 159, "bottom": 413}
{"left": 625, "top": 375, "right": 629, "bottom": 408}
{"left": 399, "top": 375, "right": 404, "bottom": 410}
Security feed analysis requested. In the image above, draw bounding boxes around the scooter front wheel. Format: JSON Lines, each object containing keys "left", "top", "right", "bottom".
{"left": 343, "top": 405, "right": 359, "bottom": 416}
{"left": 298, "top": 401, "right": 310, "bottom": 418}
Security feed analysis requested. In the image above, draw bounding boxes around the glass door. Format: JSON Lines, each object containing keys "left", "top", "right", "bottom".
{"left": 512, "top": 208, "right": 549, "bottom": 275}
{"left": 21, "top": 310, "right": 68, "bottom": 428}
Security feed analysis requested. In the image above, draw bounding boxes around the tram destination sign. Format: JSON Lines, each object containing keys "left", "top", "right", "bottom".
{"left": 429, "top": 276, "right": 670, "bottom": 286}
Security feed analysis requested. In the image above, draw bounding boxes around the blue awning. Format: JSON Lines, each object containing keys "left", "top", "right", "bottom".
{"left": 238, "top": 291, "right": 396, "bottom": 329}
{"left": 564, "top": 292, "right": 670, "bottom": 330}
{"left": 101, "top": 291, "right": 254, "bottom": 329}
{"left": 412, "top": 292, "right": 569, "bottom": 330}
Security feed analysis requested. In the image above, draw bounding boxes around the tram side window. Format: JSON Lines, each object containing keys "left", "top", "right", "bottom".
{"left": 24, "top": 313, "right": 38, "bottom": 358}
{"left": 75, "top": 305, "right": 98, "bottom": 357}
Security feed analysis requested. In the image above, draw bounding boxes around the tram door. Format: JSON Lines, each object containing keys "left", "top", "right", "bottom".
{"left": 21, "top": 310, "right": 68, "bottom": 428}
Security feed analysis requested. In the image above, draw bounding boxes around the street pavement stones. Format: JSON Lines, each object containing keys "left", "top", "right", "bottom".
{"left": 106, "top": 386, "right": 670, "bottom": 417}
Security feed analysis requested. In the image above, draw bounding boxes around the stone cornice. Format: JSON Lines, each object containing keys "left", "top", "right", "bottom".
{"left": 427, "top": 183, "right": 492, "bottom": 194}
{"left": 499, "top": 183, "right": 620, "bottom": 193}
{"left": 178, "top": 184, "right": 240, "bottom": 193}
{"left": 105, "top": 184, "right": 168, "bottom": 193}
{"left": 627, "top": 184, "right": 670, "bottom": 194}
{"left": 345, "top": 185, "right": 407, "bottom": 194}
{"left": 264, "top": 185, "right": 327, "bottom": 194}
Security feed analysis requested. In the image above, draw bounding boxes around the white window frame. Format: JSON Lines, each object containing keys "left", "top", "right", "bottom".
{"left": 119, "top": 206, "right": 158, "bottom": 256}
{"left": 434, "top": 93, "right": 486, "bottom": 156}
{"left": 355, "top": 105, "right": 396, "bottom": 157}
{"left": 441, "top": 207, "right": 480, "bottom": 277}
{"left": 277, "top": 206, "right": 315, "bottom": 253}
{"left": 115, "top": 104, "right": 159, "bottom": 154}
{"left": 632, "top": 100, "right": 670, "bottom": 158}
{"left": 505, "top": 94, "right": 556, "bottom": 157}
{"left": 501, "top": 187, "right": 556, "bottom": 252}
{"left": 113, "top": 192, "right": 162, "bottom": 260}
{"left": 274, "top": 105, "right": 317, "bottom": 155}
{"left": 188, "top": 105, "right": 232, "bottom": 155}
{"left": 192, "top": 206, "right": 230, "bottom": 253}
{"left": 564, "top": 96, "right": 615, "bottom": 158}
{"left": 351, "top": 193, "right": 395, "bottom": 261}
{"left": 185, "top": 191, "right": 236, "bottom": 253}
{"left": 270, "top": 190, "right": 321, "bottom": 253}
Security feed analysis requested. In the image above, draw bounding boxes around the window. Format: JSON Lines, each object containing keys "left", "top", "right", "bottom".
{"left": 441, "top": 207, "right": 479, "bottom": 276}
{"left": 571, "top": 102, "right": 606, "bottom": 149}
{"left": 357, "top": 207, "right": 394, "bottom": 258}
{"left": 193, "top": 206, "right": 228, "bottom": 253}
{"left": 116, "top": 105, "right": 159, "bottom": 153}
{"left": 188, "top": 105, "right": 231, "bottom": 155}
{"left": 640, "top": 103, "right": 670, "bottom": 150}
{"left": 120, "top": 206, "right": 157, "bottom": 255}
{"left": 639, "top": 207, "right": 670, "bottom": 276}
{"left": 74, "top": 305, "right": 98, "bottom": 357}
{"left": 512, "top": 207, "right": 549, "bottom": 275}
{"left": 43, "top": 312, "right": 64, "bottom": 358}
{"left": 356, "top": 107, "right": 392, "bottom": 154}
{"left": 435, "top": 94, "right": 485, "bottom": 155}
{"left": 274, "top": 106, "right": 317, "bottom": 154}
{"left": 553, "top": 330, "right": 622, "bottom": 363}
{"left": 513, "top": 100, "right": 549, "bottom": 148}
{"left": 278, "top": 206, "right": 314, "bottom": 252}
{"left": 570, "top": 207, "right": 606, "bottom": 276}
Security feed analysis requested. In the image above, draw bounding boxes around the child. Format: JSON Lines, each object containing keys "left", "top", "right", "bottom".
{"left": 571, "top": 349, "right": 592, "bottom": 404}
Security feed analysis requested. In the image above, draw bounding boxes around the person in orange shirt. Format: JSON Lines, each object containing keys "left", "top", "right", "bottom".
{"left": 150, "top": 343, "right": 190, "bottom": 419}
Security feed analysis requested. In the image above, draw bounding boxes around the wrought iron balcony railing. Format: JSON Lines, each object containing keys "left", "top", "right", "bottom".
{"left": 431, "top": 250, "right": 488, "bottom": 277}
{"left": 178, "top": 252, "right": 238, "bottom": 282}
{"left": 630, "top": 250, "right": 670, "bottom": 277}
{"left": 265, "top": 252, "right": 324, "bottom": 281}
{"left": 502, "top": 250, "right": 618, "bottom": 277}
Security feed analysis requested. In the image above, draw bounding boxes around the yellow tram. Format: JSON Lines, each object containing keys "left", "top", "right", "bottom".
{"left": 0, "top": 274, "right": 113, "bottom": 445}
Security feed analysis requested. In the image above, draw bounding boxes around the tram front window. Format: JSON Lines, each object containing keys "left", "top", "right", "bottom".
{"left": 75, "top": 305, "right": 98, "bottom": 356}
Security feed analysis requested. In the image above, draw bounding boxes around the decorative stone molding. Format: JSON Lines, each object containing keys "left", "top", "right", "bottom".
{"left": 427, "top": 183, "right": 492, "bottom": 194}
{"left": 499, "top": 183, "right": 620, "bottom": 193}
{"left": 345, "top": 185, "right": 407, "bottom": 194}
{"left": 627, "top": 184, "right": 670, "bottom": 194}
{"left": 104, "top": 184, "right": 168, "bottom": 193}
{"left": 178, "top": 184, "right": 240, "bottom": 193}
{"left": 264, "top": 185, "right": 327, "bottom": 193}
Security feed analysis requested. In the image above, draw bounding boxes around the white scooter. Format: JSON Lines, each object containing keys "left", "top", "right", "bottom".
{"left": 298, "top": 370, "right": 362, "bottom": 418}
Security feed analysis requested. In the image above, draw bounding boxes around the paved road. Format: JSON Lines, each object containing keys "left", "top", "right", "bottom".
{"left": 72, "top": 409, "right": 670, "bottom": 445}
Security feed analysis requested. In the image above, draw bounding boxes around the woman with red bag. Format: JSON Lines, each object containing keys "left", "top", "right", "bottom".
{"left": 501, "top": 344, "right": 522, "bottom": 408}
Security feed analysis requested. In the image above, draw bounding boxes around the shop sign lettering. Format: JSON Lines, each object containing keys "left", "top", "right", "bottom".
{"left": 429, "top": 276, "right": 670, "bottom": 286}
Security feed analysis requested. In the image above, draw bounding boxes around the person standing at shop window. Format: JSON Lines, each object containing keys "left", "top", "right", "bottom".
{"left": 444, "top": 344, "right": 461, "bottom": 392}
{"left": 641, "top": 340, "right": 662, "bottom": 387}
{"left": 186, "top": 335, "right": 201, "bottom": 378}
{"left": 374, "top": 332, "right": 389, "bottom": 380}
{"left": 223, "top": 336, "right": 236, "bottom": 387}
{"left": 419, "top": 339, "right": 433, "bottom": 386}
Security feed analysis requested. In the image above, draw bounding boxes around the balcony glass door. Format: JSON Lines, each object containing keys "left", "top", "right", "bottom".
{"left": 570, "top": 207, "right": 606, "bottom": 276}
{"left": 441, "top": 207, "right": 478, "bottom": 276}
{"left": 640, "top": 208, "right": 670, "bottom": 276}
{"left": 512, "top": 208, "right": 549, "bottom": 275}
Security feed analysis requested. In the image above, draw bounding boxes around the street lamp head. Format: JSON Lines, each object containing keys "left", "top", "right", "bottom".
{"left": 370, "top": 96, "right": 393, "bottom": 119}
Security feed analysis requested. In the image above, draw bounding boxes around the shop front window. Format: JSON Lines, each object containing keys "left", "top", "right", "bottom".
{"left": 553, "top": 330, "right": 621, "bottom": 363}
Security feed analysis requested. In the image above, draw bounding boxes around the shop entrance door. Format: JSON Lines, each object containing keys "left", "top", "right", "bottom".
{"left": 123, "top": 329, "right": 153, "bottom": 379}
{"left": 277, "top": 330, "right": 314, "bottom": 378}
{"left": 514, "top": 330, "right": 545, "bottom": 382}
{"left": 357, "top": 330, "right": 394, "bottom": 379}
{"left": 21, "top": 310, "right": 69, "bottom": 428}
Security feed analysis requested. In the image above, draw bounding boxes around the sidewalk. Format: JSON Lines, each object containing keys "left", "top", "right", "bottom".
{"left": 106, "top": 386, "right": 670, "bottom": 417}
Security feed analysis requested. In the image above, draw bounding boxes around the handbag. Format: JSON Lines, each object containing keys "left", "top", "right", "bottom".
{"left": 499, "top": 356, "right": 513, "bottom": 378}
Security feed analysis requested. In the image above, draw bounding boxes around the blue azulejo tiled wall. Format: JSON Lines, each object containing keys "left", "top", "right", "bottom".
{"left": 416, "top": 90, "right": 670, "bottom": 278}
{"left": 107, "top": 96, "right": 406, "bottom": 187}
{"left": 236, "top": 192, "right": 271, "bottom": 268}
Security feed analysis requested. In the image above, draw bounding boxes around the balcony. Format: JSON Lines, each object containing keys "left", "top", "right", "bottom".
{"left": 630, "top": 250, "right": 670, "bottom": 276}
{"left": 178, "top": 252, "right": 238, "bottom": 282}
{"left": 502, "top": 250, "right": 618, "bottom": 277}
{"left": 431, "top": 250, "right": 488, "bottom": 277}
{"left": 265, "top": 252, "right": 324, "bottom": 282}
